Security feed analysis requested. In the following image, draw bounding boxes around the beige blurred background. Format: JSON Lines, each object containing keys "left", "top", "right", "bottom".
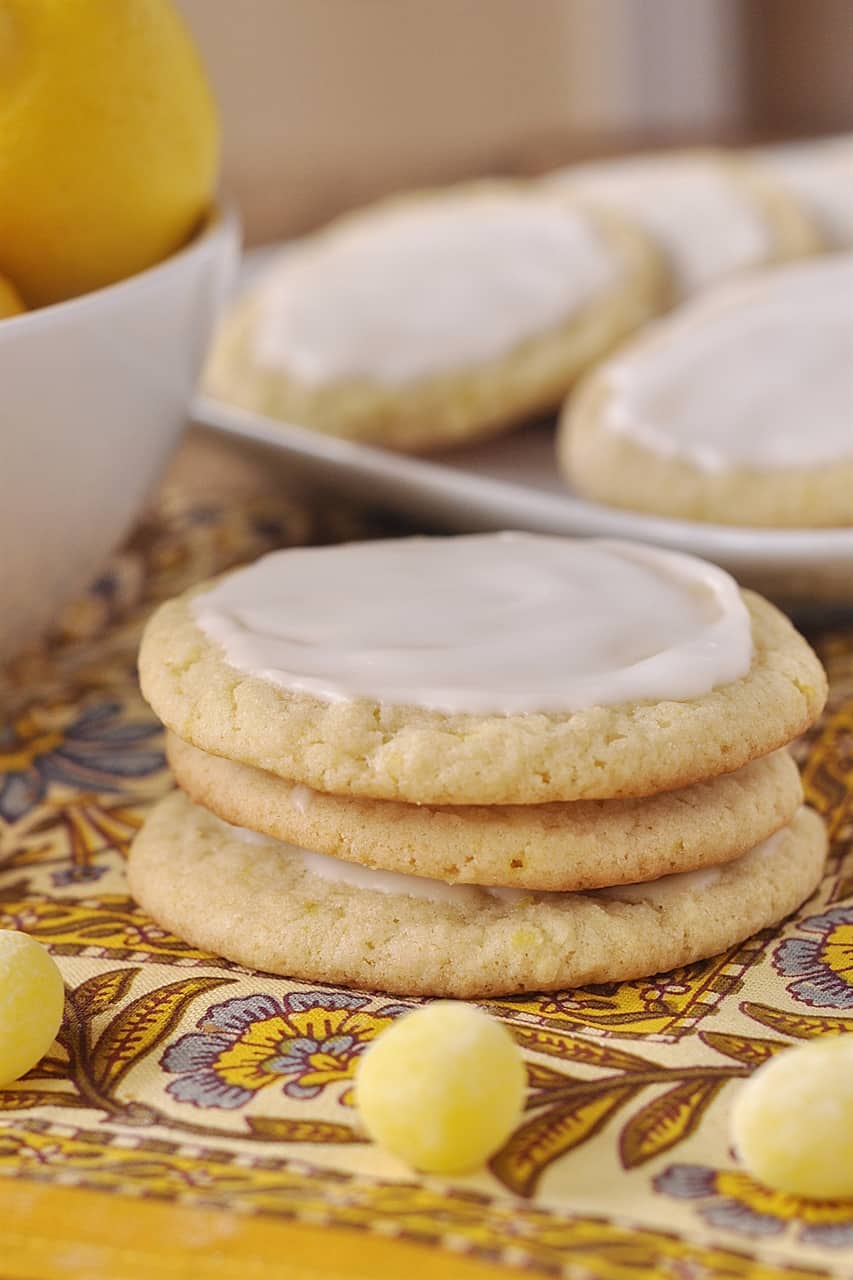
{"left": 176, "top": 0, "right": 853, "bottom": 244}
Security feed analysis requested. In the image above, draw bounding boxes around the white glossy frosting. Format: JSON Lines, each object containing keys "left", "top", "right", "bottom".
{"left": 297, "top": 844, "right": 528, "bottom": 906}
{"left": 599, "top": 255, "right": 853, "bottom": 472}
{"left": 754, "top": 137, "right": 853, "bottom": 248}
{"left": 555, "top": 153, "right": 769, "bottom": 295}
{"left": 192, "top": 533, "right": 752, "bottom": 715}
{"left": 289, "top": 785, "right": 314, "bottom": 815}
{"left": 218, "top": 818, "right": 269, "bottom": 845}
{"left": 252, "top": 193, "right": 618, "bottom": 384}
{"left": 595, "top": 865, "right": 721, "bottom": 904}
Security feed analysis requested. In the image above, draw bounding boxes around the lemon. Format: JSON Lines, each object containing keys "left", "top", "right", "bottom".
{"left": 355, "top": 1003, "right": 526, "bottom": 1174}
{"left": 0, "top": 931, "right": 65, "bottom": 1087}
{"left": 0, "top": 272, "right": 24, "bottom": 317}
{"left": 0, "top": 0, "right": 218, "bottom": 306}
{"left": 731, "top": 1036, "right": 853, "bottom": 1199}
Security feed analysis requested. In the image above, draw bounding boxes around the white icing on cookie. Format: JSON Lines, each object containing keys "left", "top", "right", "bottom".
{"left": 753, "top": 136, "right": 853, "bottom": 249}
{"left": 217, "top": 818, "right": 268, "bottom": 845}
{"left": 599, "top": 255, "right": 853, "bottom": 472}
{"left": 289, "top": 785, "right": 314, "bottom": 815}
{"left": 192, "top": 533, "right": 752, "bottom": 715}
{"left": 595, "top": 865, "right": 721, "bottom": 904}
{"left": 297, "top": 845, "right": 528, "bottom": 906}
{"left": 554, "top": 153, "right": 770, "bottom": 295}
{"left": 251, "top": 192, "right": 618, "bottom": 384}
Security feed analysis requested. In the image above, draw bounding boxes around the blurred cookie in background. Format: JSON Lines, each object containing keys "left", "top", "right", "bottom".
{"left": 559, "top": 254, "right": 853, "bottom": 527}
{"left": 748, "top": 134, "right": 853, "bottom": 250}
{"left": 205, "top": 182, "right": 667, "bottom": 452}
{"left": 546, "top": 148, "right": 820, "bottom": 299}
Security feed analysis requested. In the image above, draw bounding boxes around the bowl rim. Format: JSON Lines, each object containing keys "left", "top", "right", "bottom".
{"left": 0, "top": 199, "right": 240, "bottom": 339}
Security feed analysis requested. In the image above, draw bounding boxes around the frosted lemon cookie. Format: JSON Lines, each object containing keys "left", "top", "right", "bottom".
{"left": 750, "top": 135, "right": 853, "bottom": 250}
{"left": 560, "top": 255, "right": 853, "bottom": 527}
{"left": 168, "top": 735, "right": 802, "bottom": 892}
{"left": 128, "top": 795, "right": 826, "bottom": 997}
{"left": 547, "top": 149, "right": 819, "bottom": 299}
{"left": 204, "top": 183, "right": 666, "bottom": 452}
{"left": 138, "top": 533, "right": 826, "bottom": 804}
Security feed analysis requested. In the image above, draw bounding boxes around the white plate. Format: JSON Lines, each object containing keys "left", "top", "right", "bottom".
{"left": 192, "top": 249, "right": 853, "bottom": 613}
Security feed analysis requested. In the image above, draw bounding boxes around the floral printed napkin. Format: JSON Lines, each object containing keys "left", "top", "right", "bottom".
{"left": 1, "top": 437, "right": 852, "bottom": 1280}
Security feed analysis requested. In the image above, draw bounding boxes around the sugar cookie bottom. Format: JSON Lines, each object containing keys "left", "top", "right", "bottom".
{"left": 128, "top": 794, "right": 825, "bottom": 998}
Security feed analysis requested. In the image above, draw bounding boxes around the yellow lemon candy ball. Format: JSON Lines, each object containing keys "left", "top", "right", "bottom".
{"left": 731, "top": 1036, "right": 853, "bottom": 1200}
{"left": 0, "top": 0, "right": 218, "bottom": 306}
{"left": 0, "top": 931, "right": 65, "bottom": 1087}
{"left": 355, "top": 1003, "right": 525, "bottom": 1174}
{"left": 0, "top": 272, "right": 24, "bottom": 318}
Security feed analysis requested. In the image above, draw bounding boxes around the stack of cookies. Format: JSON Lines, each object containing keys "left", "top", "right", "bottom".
{"left": 130, "top": 533, "right": 828, "bottom": 998}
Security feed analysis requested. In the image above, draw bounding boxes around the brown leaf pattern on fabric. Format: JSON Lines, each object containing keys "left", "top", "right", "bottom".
{"left": 619, "top": 1077, "right": 727, "bottom": 1169}
{"left": 0, "top": 1090, "right": 85, "bottom": 1111}
{"left": 742, "top": 1003, "right": 853, "bottom": 1040}
{"left": 71, "top": 967, "right": 139, "bottom": 1019}
{"left": 90, "top": 977, "right": 233, "bottom": 1092}
{"left": 699, "top": 1031, "right": 789, "bottom": 1065}
{"left": 524, "top": 1060, "right": 578, "bottom": 1090}
{"left": 492, "top": 1084, "right": 636, "bottom": 1196}
{"left": 510, "top": 1024, "right": 653, "bottom": 1071}
{"left": 246, "top": 1117, "right": 367, "bottom": 1144}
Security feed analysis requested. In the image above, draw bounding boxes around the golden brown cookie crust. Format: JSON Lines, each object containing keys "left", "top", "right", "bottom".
{"left": 168, "top": 734, "right": 803, "bottom": 891}
{"left": 139, "top": 586, "right": 826, "bottom": 805}
{"left": 128, "top": 795, "right": 826, "bottom": 998}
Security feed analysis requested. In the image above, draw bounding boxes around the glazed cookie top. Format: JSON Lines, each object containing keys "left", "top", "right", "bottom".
{"left": 191, "top": 534, "right": 753, "bottom": 715}
{"left": 550, "top": 151, "right": 784, "bottom": 296}
{"left": 250, "top": 189, "right": 621, "bottom": 384}
{"left": 592, "top": 255, "right": 853, "bottom": 473}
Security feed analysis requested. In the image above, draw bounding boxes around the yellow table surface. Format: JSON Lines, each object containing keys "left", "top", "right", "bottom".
{"left": 2, "top": 434, "right": 852, "bottom": 1280}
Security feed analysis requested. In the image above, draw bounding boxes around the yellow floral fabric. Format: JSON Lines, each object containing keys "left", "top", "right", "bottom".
{"left": 1, "top": 445, "right": 852, "bottom": 1280}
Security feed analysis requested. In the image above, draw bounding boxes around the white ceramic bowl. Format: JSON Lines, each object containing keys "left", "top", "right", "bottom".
{"left": 0, "top": 207, "right": 240, "bottom": 663}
